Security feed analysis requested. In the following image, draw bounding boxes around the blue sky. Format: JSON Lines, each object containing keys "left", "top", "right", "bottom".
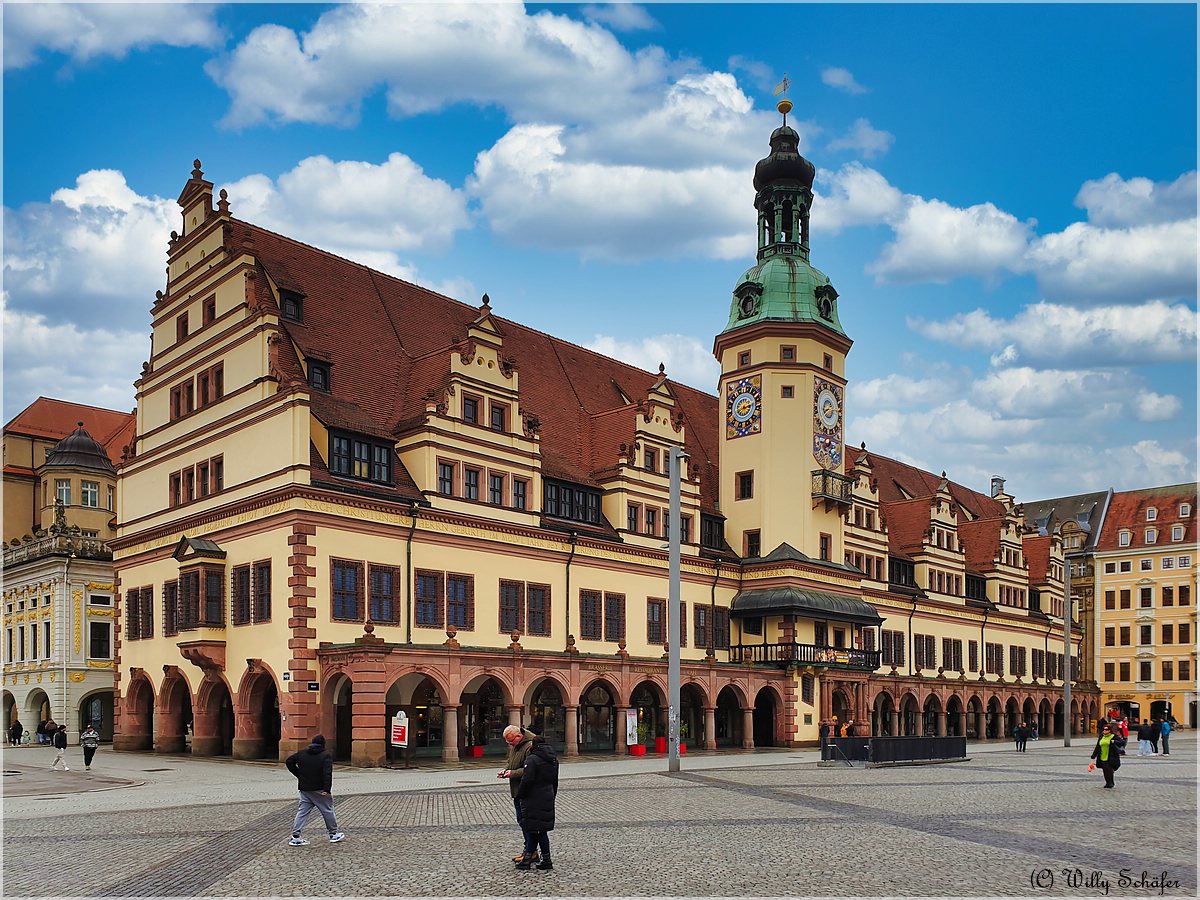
{"left": 4, "top": 2, "right": 1196, "bottom": 503}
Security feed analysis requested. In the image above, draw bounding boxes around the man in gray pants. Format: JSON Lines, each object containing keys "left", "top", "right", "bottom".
{"left": 285, "top": 735, "right": 345, "bottom": 845}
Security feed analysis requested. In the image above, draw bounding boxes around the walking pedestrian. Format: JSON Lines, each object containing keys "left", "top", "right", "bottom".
{"left": 9, "top": 719, "right": 23, "bottom": 745}
{"left": 514, "top": 738, "right": 559, "bottom": 871}
{"left": 81, "top": 724, "right": 101, "bottom": 770}
{"left": 1015, "top": 722, "right": 1028, "bottom": 752}
{"left": 1160, "top": 718, "right": 1171, "bottom": 755}
{"left": 284, "top": 735, "right": 344, "bottom": 846}
{"left": 1148, "top": 719, "right": 1161, "bottom": 755}
{"left": 1090, "top": 722, "right": 1121, "bottom": 788}
{"left": 36, "top": 719, "right": 47, "bottom": 745}
{"left": 499, "top": 725, "right": 539, "bottom": 865}
{"left": 1136, "top": 720, "right": 1154, "bottom": 756}
{"left": 49, "top": 724, "right": 69, "bottom": 770}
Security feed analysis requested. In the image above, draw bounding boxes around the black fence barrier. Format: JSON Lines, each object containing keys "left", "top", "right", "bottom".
{"left": 821, "top": 737, "right": 870, "bottom": 762}
{"left": 821, "top": 736, "right": 967, "bottom": 765}
{"left": 868, "top": 735, "right": 967, "bottom": 764}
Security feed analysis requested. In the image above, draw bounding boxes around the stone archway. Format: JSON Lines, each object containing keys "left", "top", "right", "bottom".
{"left": 680, "top": 682, "right": 707, "bottom": 750}
{"left": 1053, "top": 698, "right": 1064, "bottom": 737}
{"left": 715, "top": 685, "right": 744, "bottom": 748}
{"left": 945, "top": 694, "right": 965, "bottom": 736}
{"left": 986, "top": 696, "right": 1003, "bottom": 739}
{"left": 193, "top": 677, "right": 234, "bottom": 756}
{"left": 1004, "top": 696, "right": 1021, "bottom": 739}
{"left": 78, "top": 690, "right": 115, "bottom": 742}
{"left": 156, "top": 670, "right": 193, "bottom": 753}
{"left": 579, "top": 680, "right": 617, "bottom": 752}
{"left": 872, "top": 690, "right": 896, "bottom": 736}
{"left": 922, "top": 694, "right": 943, "bottom": 736}
{"left": 966, "top": 695, "right": 984, "bottom": 739}
{"left": 1037, "top": 698, "right": 1052, "bottom": 739}
{"left": 630, "top": 680, "right": 664, "bottom": 749}
{"left": 460, "top": 675, "right": 510, "bottom": 757}
{"left": 527, "top": 678, "right": 567, "bottom": 752}
{"left": 116, "top": 674, "right": 155, "bottom": 751}
{"left": 234, "top": 665, "right": 281, "bottom": 760}
{"left": 25, "top": 688, "right": 52, "bottom": 729}
{"left": 900, "top": 692, "right": 921, "bottom": 736}
{"left": 326, "top": 674, "right": 354, "bottom": 762}
{"left": 831, "top": 688, "right": 853, "bottom": 732}
{"left": 752, "top": 685, "right": 781, "bottom": 747}
{"left": 1021, "top": 697, "right": 1036, "bottom": 735}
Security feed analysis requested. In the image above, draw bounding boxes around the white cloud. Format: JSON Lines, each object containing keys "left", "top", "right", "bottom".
{"left": 4, "top": 2, "right": 224, "bottom": 70}
{"left": 870, "top": 197, "right": 1034, "bottom": 283}
{"left": 469, "top": 124, "right": 752, "bottom": 261}
{"left": 821, "top": 66, "right": 867, "bottom": 95}
{"left": 3, "top": 170, "right": 176, "bottom": 329}
{"left": 2, "top": 296, "right": 144, "bottom": 417}
{"left": 1027, "top": 218, "right": 1197, "bottom": 303}
{"left": 826, "top": 118, "right": 894, "bottom": 159}
{"left": 223, "top": 153, "right": 470, "bottom": 262}
{"left": 727, "top": 54, "right": 774, "bottom": 92}
{"left": 910, "top": 300, "right": 1197, "bottom": 367}
{"left": 206, "top": 3, "right": 672, "bottom": 128}
{"left": 1132, "top": 391, "right": 1183, "bottom": 423}
{"left": 970, "top": 367, "right": 1144, "bottom": 420}
{"left": 585, "top": 333, "right": 719, "bottom": 392}
{"left": 580, "top": 4, "right": 658, "bottom": 32}
{"left": 1075, "top": 171, "right": 1196, "bottom": 228}
{"left": 814, "top": 163, "right": 904, "bottom": 232}
{"left": 849, "top": 373, "right": 957, "bottom": 410}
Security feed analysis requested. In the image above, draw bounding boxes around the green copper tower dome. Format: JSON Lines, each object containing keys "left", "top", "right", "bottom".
{"left": 722, "top": 100, "right": 845, "bottom": 337}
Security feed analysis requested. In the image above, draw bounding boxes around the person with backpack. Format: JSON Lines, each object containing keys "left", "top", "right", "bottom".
{"left": 514, "top": 738, "right": 559, "bottom": 871}
{"left": 50, "top": 724, "right": 69, "bottom": 770}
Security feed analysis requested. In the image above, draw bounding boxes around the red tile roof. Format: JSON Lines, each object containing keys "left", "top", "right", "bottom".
{"left": 957, "top": 518, "right": 1003, "bottom": 573}
{"left": 853, "top": 450, "right": 1005, "bottom": 520}
{"left": 1023, "top": 534, "right": 1052, "bottom": 583}
{"left": 235, "top": 220, "right": 724, "bottom": 511}
{"left": 3, "top": 397, "right": 135, "bottom": 465}
{"left": 1096, "top": 483, "right": 1197, "bottom": 552}
{"left": 881, "top": 497, "right": 932, "bottom": 556}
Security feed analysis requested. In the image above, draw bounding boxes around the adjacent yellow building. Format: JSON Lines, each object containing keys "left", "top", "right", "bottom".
{"left": 1092, "top": 484, "right": 1198, "bottom": 727}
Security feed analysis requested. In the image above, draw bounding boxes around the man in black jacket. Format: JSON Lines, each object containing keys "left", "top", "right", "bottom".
{"left": 285, "top": 735, "right": 344, "bottom": 845}
{"left": 50, "top": 724, "right": 70, "bottom": 770}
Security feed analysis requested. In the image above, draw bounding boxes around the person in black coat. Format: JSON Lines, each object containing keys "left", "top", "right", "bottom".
{"left": 1090, "top": 722, "right": 1122, "bottom": 788}
{"left": 515, "top": 740, "right": 559, "bottom": 871}
{"left": 284, "top": 735, "right": 344, "bottom": 845}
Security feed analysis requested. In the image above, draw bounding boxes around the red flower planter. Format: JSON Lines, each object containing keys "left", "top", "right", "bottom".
{"left": 629, "top": 744, "right": 646, "bottom": 756}
{"left": 467, "top": 745, "right": 483, "bottom": 758}
{"left": 654, "top": 736, "right": 667, "bottom": 753}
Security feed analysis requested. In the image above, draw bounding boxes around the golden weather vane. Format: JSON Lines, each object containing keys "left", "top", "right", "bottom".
{"left": 772, "top": 73, "right": 793, "bottom": 124}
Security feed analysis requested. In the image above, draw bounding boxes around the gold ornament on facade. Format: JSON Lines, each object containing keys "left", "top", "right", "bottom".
{"left": 70, "top": 672, "right": 87, "bottom": 682}
{"left": 87, "top": 582, "right": 114, "bottom": 593}
{"left": 87, "top": 660, "right": 114, "bottom": 669}
{"left": 74, "top": 591, "right": 83, "bottom": 652}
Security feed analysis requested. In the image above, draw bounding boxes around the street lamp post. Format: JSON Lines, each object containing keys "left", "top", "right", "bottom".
{"left": 1063, "top": 551, "right": 1079, "bottom": 747}
{"left": 667, "top": 445, "right": 688, "bottom": 773}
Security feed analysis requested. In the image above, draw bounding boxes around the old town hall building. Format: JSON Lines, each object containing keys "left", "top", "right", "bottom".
{"left": 110, "top": 106, "right": 1096, "bottom": 765}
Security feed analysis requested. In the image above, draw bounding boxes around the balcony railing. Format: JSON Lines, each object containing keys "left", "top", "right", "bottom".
{"left": 3, "top": 532, "right": 111, "bottom": 567}
{"left": 731, "top": 641, "right": 880, "bottom": 670}
{"left": 812, "top": 469, "right": 854, "bottom": 506}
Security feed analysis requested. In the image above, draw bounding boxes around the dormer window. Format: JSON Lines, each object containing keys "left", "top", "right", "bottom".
{"left": 1146, "top": 507, "right": 1158, "bottom": 521}
{"left": 1145, "top": 527, "right": 1157, "bottom": 544}
{"left": 1172, "top": 524, "right": 1185, "bottom": 542}
{"left": 281, "top": 292, "right": 303, "bottom": 322}
{"left": 734, "top": 281, "right": 763, "bottom": 319}
{"left": 329, "top": 432, "right": 391, "bottom": 485}
{"left": 309, "top": 361, "right": 331, "bottom": 392}
{"left": 1181, "top": 503, "right": 1191, "bottom": 517}
{"left": 814, "top": 284, "right": 839, "bottom": 320}
{"left": 1118, "top": 530, "right": 1131, "bottom": 547}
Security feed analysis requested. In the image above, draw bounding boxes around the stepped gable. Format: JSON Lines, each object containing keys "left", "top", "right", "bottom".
{"left": 237, "top": 219, "right": 722, "bottom": 513}
{"left": 4, "top": 397, "right": 135, "bottom": 470}
{"left": 957, "top": 517, "right": 1004, "bottom": 573}
{"left": 1097, "top": 483, "right": 1197, "bottom": 551}
{"left": 1024, "top": 534, "right": 1053, "bottom": 583}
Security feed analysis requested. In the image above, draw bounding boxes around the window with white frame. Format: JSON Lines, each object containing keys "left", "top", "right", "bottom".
{"left": 1140, "top": 558, "right": 1153, "bottom": 571}
{"left": 1180, "top": 503, "right": 1191, "bottom": 517}
{"left": 1146, "top": 507, "right": 1158, "bottom": 521}
{"left": 1146, "top": 527, "right": 1157, "bottom": 544}
{"left": 55, "top": 479, "right": 71, "bottom": 506}
{"left": 1179, "top": 555, "right": 1192, "bottom": 567}
{"left": 1163, "top": 557, "right": 1175, "bottom": 569}
{"left": 1172, "top": 524, "right": 1184, "bottom": 541}
{"left": 80, "top": 480, "right": 99, "bottom": 507}
{"left": 1118, "top": 530, "right": 1131, "bottom": 547}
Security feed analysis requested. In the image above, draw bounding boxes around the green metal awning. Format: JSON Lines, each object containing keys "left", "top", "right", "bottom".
{"left": 730, "top": 587, "right": 883, "bottom": 625}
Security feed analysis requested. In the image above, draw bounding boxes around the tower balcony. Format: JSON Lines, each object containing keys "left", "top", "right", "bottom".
{"left": 812, "top": 469, "right": 854, "bottom": 509}
{"left": 731, "top": 641, "right": 880, "bottom": 671}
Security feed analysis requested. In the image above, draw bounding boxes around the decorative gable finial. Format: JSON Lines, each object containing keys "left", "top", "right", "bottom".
{"left": 191, "top": 159, "right": 204, "bottom": 180}
{"left": 217, "top": 188, "right": 230, "bottom": 215}
{"left": 481, "top": 292, "right": 490, "bottom": 310}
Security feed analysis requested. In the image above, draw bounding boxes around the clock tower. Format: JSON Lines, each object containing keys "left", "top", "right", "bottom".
{"left": 714, "top": 98, "right": 854, "bottom": 562}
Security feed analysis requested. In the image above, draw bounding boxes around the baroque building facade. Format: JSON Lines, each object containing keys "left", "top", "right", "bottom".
{"left": 111, "top": 111, "right": 1097, "bottom": 766}
{"left": 3, "top": 399, "right": 136, "bottom": 741}
{"left": 1091, "top": 484, "right": 1198, "bottom": 727}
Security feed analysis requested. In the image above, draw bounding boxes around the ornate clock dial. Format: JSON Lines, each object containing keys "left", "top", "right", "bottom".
{"left": 725, "top": 375, "right": 763, "bottom": 438}
{"left": 816, "top": 387, "right": 840, "bottom": 430}
{"left": 731, "top": 391, "right": 758, "bottom": 423}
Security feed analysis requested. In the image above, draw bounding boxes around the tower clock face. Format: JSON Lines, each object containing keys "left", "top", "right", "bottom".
{"left": 812, "top": 378, "right": 843, "bottom": 468}
{"left": 725, "top": 375, "right": 763, "bottom": 439}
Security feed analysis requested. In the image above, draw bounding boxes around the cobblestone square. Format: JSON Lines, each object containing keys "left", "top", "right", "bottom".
{"left": 3, "top": 737, "right": 1195, "bottom": 897}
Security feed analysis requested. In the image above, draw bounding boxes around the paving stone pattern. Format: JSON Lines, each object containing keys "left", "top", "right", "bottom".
{"left": 3, "top": 740, "right": 1195, "bottom": 897}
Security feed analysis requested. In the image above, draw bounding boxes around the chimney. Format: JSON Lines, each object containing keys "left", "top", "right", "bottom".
{"left": 990, "top": 475, "right": 1006, "bottom": 498}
